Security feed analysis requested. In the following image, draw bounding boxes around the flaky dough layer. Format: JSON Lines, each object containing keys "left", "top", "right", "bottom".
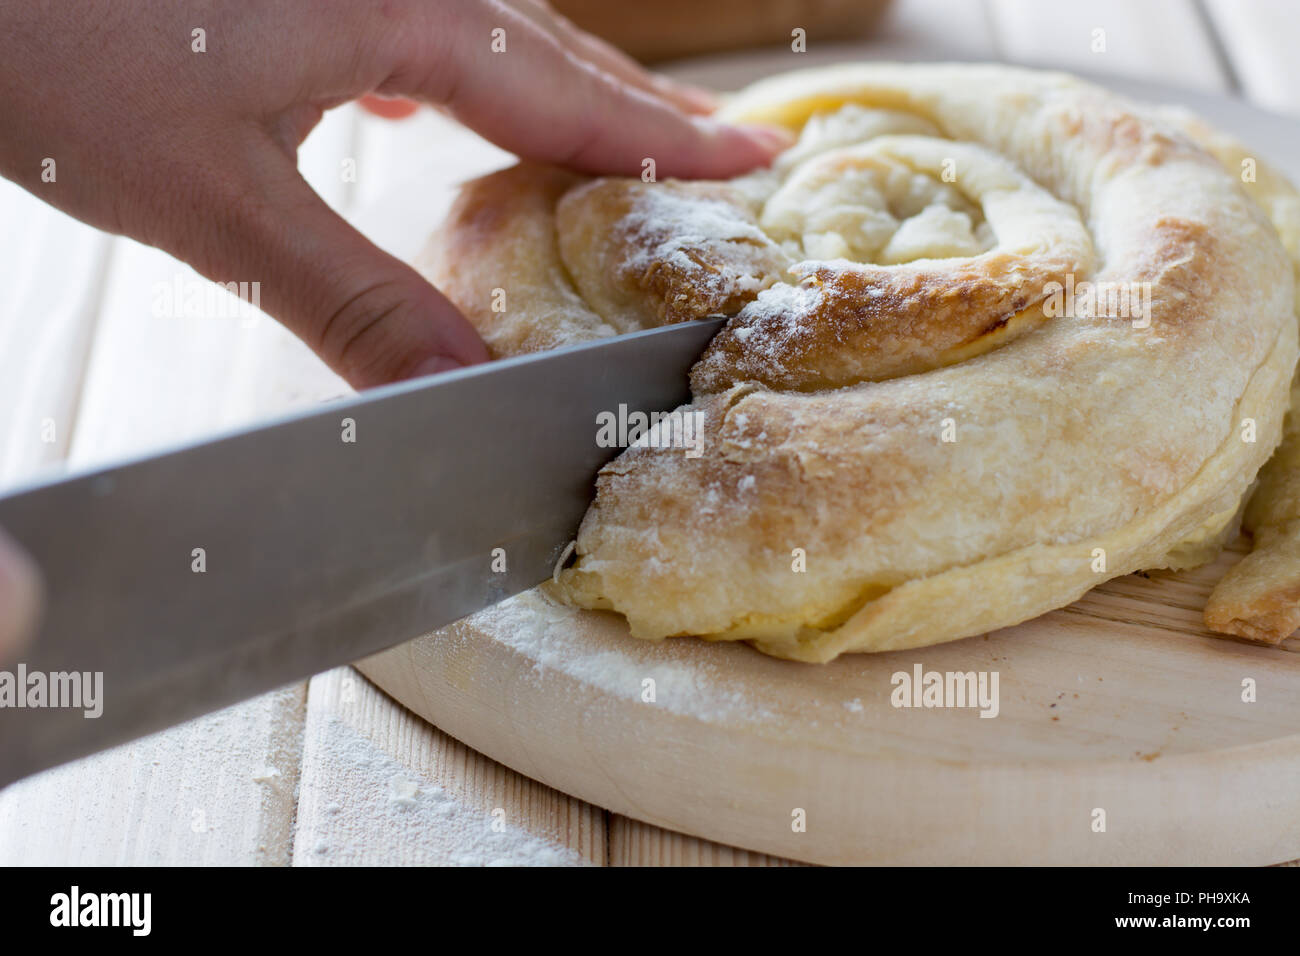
{"left": 420, "top": 63, "right": 1300, "bottom": 660}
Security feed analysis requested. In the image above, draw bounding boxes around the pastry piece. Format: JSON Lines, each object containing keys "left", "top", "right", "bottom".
{"left": 1159, "top": 112, "right": 1300, "bottom": 644}
{"left": 1204, "top": 369, "right": 1300, "bottom": 644}
{"left": 420, "top": 63, "right": 1300, "bottom": 660}
{"left": 419, "top": 164, "right": 615, "bottom": 356}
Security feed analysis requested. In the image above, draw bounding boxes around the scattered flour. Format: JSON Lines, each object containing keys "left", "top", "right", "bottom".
{"left": 387, "top": 775, "right": 420, "bottom": 808}
{"left": 468, "top": 591, "right": 774, "bottom": 722}
{"left": 295, "top": 707, "right": 590, "bottom": 867}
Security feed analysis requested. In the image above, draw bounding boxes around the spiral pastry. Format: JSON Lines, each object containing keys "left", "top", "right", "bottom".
{"left": 420, "top": 63, "right": 1300, "bottom": 661}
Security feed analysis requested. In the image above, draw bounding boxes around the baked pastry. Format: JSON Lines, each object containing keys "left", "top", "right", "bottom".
{"left": 1166, "top": 112, "right": 1300, "bottom": 644}
{"left": 420, "top": 63, "right": 1300, "bottom": 661}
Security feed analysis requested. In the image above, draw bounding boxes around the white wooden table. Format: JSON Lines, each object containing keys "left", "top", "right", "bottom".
{"left": 3, "top": 0, "right": 1298, "bottom": 866}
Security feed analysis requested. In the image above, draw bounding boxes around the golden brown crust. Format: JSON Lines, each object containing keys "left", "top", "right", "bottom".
{"left": 556, "top": 179, "right": 790, "bottom": 330}
{"left": 417, "top": 163, "right": 614, "bottom": 357}
{"left": 690, "top": 253, "right": 1073, "bottom": 392}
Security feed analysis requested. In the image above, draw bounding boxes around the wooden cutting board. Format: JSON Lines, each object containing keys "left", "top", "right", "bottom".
{"left": 359, "top": 539, "right": 1300, "bottom": 865}
{"left": 355, "top": 55, "right": 1300, "bottom": 866}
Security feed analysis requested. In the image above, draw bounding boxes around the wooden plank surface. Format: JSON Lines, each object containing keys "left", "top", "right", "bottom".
{"left": 863, "top": 0, "right": 997, "bottom": 59}
{"left": 1204, "top": 0, "right": 1300, "bottom": 113}
{"left": 0, "top": 687, "right": 306, "bottom": 865}
{"left": 988, "top": 0, "right": 1229, "bottom": 91}
{"left": 0, "top": 187, "right": 110, "bottom": 489}
{"left": 3, "top": 0, "right": 1299, "bottom": 866}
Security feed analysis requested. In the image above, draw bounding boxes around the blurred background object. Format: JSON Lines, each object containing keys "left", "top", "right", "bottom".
{"left": 553, "top": 0, "right": 893, "bottom": 62}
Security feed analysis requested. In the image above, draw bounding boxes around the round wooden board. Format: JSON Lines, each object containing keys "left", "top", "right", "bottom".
{"left": 359, "top": 544, "right": 1300, "bottom": 866}
{"left": 356, "top": 54, "right": 1300, "bottom": 865}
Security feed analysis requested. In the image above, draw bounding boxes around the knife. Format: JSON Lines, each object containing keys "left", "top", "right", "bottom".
{"left": 0, "top": 316, "right": 725, "bottom": 787}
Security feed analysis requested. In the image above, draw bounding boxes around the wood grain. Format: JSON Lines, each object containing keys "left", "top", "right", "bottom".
{"left": 610, "top": 816, "right": 797, "bottom": 866}
{"left": 5, "top": 0, "right": 1299, "bottom": 867}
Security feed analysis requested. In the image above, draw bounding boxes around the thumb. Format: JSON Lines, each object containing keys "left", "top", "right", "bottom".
{"left": 0, "top": 527, "right": 41, "bottom": 664}
{"left": 176, "top": 139, "right": 489, "bottom": 390}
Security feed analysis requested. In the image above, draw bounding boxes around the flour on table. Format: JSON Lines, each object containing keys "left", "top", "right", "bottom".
{"left": 295, "top": 710, "right": 588, "bottom": 867}
{"left": 387, "top": 775, "right": 419, "bottom": 807}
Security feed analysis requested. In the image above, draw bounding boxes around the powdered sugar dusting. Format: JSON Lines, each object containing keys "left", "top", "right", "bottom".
{"left": 738, "top": 278, "right": 825, "bottom": 325}
{"left": 617, "top": 187, "right": 782, "bottom": 302}
{"left": 622, "top": 189, "right": 768, "bottom": 255}
{"left": 690, "top": 279, "right": 826, "bottom": 387}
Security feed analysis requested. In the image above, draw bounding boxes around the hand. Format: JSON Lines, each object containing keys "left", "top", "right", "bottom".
{"left": 0, "top": 528, "right": 41, "bottom": 665}
{"left": 0, "top": 1, "right": 787, "bottom": 387}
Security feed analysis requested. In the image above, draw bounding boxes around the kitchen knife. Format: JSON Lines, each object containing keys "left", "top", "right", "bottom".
{"left": 0, "top": 316, "right": 725, "bottom": 786}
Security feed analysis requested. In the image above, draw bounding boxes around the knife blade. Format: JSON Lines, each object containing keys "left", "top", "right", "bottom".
{"left": 0, "top": 316, "right": 725, "bottom": 786}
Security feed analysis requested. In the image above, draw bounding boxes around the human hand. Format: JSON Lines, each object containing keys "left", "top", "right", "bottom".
{"left": 0, "top": 0, "right": 787, "bottom": 387}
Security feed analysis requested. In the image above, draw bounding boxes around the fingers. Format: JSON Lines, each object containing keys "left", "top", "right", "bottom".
{"left": 0, "top": 528, "right": 41, "bottom": 664}
{"left": 396, "top": 2, "right": 788, "bottom": 179}
{"left": 361, "top": 5, "right": 718, "bottom": 126}
{"left": 172, "top": 139, "right": 489, "bottom": 389}
{"left": 507, "top": 0, "right": 718, "bottom": 114}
